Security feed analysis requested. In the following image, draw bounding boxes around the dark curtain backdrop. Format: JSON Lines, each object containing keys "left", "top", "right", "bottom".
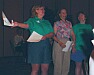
{"left": 0, "top": 0, "right": 94, "bottom": 57}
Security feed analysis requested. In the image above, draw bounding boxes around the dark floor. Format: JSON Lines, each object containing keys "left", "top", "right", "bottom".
{"left": 0, "top": 56, "right": 54, "bottom": 75}
{"left": 0, "top": 56, "right": 75, "bottom": 75}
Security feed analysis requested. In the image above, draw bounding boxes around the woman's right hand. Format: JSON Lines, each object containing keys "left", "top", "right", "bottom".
{"left": 58, "top": 41, "right": 66, "bottom": 48}
{"left": 12, "top": 22, "right": 19, "bottom": 27}
{"left": 72, "top": 45, "right": 76, "bottom": 53}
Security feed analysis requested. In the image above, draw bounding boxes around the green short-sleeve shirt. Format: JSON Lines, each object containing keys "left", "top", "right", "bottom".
{"left": 73, "top": 23, "right": 93, "bottom": 51}
{"left": 24, "top": 17, "right": 53, "bottom": 35}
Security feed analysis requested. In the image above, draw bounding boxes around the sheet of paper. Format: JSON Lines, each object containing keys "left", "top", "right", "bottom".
{"left": 89, "top": 56, "right": 94, "bottom": 75}
{"left": 2, "top": 11, "right": 14, "bottom": 26}
{"left": 62, "top": 41, "right": 73, "bottom": 52}
{"left": 27, "top": 31, "right": 43, "bottom": 42}
{"left": 91, "top": 40, "right": 94, "bottom": 45}
{"left": 92, "top": 29, "right": 94, "bottom": 33}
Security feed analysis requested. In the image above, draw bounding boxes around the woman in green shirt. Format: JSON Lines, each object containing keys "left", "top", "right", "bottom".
{"left": 71, "top": 12, "right": 93, "bottom": 75}
{"left": 13, "top": 5, "right": 54, "bottom": 75}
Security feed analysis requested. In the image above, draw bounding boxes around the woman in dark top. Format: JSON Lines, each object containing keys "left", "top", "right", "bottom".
{"left": 71, "top": 12, "right": 93, "bottom": 75}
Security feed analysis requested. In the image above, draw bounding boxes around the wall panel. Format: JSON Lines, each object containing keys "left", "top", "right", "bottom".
{"left": 90, "top": 0, "right": 94, "bottom": 27}
{"left": 41, "top": 0, "right": 56, "bottom": 24}
{"left": 55, "top": 0, "right": 70, "bottom": 13}
{"left": 0, "top": 0, "right": 4, "bottom": 57}
{"left": 3, "top": 0, "right": 24, "bottom": 56}
{"left": 71, "top": 0, "right": 89, "bottom": 24}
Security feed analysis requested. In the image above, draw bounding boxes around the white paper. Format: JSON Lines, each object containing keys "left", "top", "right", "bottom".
{"left": 91, "top": 40, "right": 94, "bottom": 45}
{"left": 62, "top": 41, "right": 73, "bottom": 52}
{"left": 2, "top": 11, "right": 14, "bottom": 26}
{"left": 92, "top": 29, "right": 94, "bottom": 33}
{"left": 27, "top": 31, "right": 43, "bottom": 42}
{"left": 89, "top": 56, "right": 94, "bottom": 75}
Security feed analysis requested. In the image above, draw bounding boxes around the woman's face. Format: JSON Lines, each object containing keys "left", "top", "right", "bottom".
{"left": 59, "top": 9, "right": 67, "bottom": 20}
{"left": 36, "top": 7, "right": 45, "bottom": 18}
{"left": 78, "top": 13, "right": 86, "bottom": 22}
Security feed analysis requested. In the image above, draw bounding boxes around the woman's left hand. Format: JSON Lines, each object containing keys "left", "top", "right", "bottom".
{"left": 41, "top": 35, "right": 47, "bottom": 40}
{"left": 41, "top": 33, "right": 53, "bottom": 40}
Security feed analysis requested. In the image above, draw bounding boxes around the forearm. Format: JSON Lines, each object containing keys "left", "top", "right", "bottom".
{"left": 72, "top": 35, "right": 76, "bottom": 44}
{"left": 13, "top": 22, "right": 29, "bottom": 28}
{"left": 17, "top": 23, "right": 29, "bottom": 28}
{"left": 53, "top": 36, "right": 59, "bottom": 43}
{"left": 53, "top": 36, "right": 65, "bottom": 48}
{"left": 53, "top": 36, "right": 63, "bottom": 44}
{"left": 45, "top": 32, "right": 54, "bottom": 38}
{"left": 71, "top": 31, "right": 76, "bottom": 44}
{"left": 41, "top": 32, "right": 54, "bottom": 40}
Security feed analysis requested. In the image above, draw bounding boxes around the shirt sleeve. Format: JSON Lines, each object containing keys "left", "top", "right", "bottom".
{"left": 24, "top": 18, "right": 34, "bottom": 30}
{"left": 46, "top": 20, "right": 54, "bottom": 33}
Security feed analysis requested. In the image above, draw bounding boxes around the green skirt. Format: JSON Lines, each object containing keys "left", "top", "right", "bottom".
{"left": 27, "top": 39, "right": 51, "bottom": 64}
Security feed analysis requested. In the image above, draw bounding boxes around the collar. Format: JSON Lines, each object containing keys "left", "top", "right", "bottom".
{"left": 34, "top": 16, "right": 44, "bottom": 23}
